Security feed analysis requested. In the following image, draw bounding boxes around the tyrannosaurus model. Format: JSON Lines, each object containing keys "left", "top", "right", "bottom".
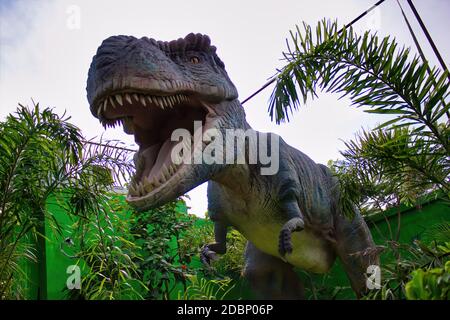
{"left": 86, "top": 33, "right": 379, "bottom": 299}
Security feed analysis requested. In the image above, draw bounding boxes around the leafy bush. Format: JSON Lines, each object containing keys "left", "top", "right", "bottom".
{"left": 178, "top": 274, "right": 235, "bottom": 300}
{"left": 130, "top": 198, "right": 199, "bottom": 299}
{"left": 0, "top": 103, "right": 132, "bottom": 299}
{"left": 212, "top": 229, "right": 246, "bottom": 275}
{"left": 363, "top": 222, "right": 450, "bottom": 300}
{"left": 65, "top": 196, "right": 146, "bottom": 300}
{"left": 405, "top": 260, "right": 449, "bottom": 300}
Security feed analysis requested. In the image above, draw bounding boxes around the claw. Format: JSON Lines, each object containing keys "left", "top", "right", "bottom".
{"left": 278, "top": 217, "right": 304, "bottom": 257}
{"left": 200, "top": 245, "right": 219, "bottom": 266}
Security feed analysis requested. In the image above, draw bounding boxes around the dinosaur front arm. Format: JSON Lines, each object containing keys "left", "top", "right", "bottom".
{"left": 278, "top": 200, "right": 305, "bottom": 258}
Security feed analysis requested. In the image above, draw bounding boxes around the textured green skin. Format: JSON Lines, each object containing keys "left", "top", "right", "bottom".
{"left": 87, "top": 33, "right": 379, "bottom": 299}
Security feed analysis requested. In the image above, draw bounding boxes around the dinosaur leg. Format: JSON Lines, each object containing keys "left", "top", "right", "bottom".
{"left": 201, "top": 221, "right": 227, "bottom": 265}
{"left": 243, "top": 241, "right": 304, "bottom": 300}
{"left": 333, "top": 210, "right": 380, "bottom": 298}
{"left": 201, "top": 181, "right": 228, "bottom": 265}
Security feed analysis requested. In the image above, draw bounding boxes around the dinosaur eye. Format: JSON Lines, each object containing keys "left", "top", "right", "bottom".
{"left": 190, "top": 56, "right": 200, "bottom": 64}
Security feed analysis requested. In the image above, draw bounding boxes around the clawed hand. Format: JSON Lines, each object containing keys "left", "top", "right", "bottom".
{"left": 200, "top": 244, "right": 219, "bottom": 266}
{"left": 278, "top": 217, "right": 304, "bottom": 257}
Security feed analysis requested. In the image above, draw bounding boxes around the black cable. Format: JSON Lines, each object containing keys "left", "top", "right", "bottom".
{"left": 406, "top": 0, "right": 450, "bottom": 82}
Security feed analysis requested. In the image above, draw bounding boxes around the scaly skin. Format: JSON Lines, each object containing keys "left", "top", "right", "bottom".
{"left": 87, "top": 33, "right": 379, "bottom": 299}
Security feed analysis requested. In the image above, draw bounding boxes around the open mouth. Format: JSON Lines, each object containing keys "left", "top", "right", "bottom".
{"left": 93, "top": 90, "right": 216, "bottom": 199}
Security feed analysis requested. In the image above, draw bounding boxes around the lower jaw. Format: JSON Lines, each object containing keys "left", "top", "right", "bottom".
{"left": 129, "top": 117, "right": 222, "bottom": 198}
{"left": 126, "top": 164, "right": 211, "bottom": 210}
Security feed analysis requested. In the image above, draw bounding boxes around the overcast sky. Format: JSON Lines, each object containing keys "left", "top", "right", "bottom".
{"left": 1, "top": 0, "right": 449, "bottom": 217}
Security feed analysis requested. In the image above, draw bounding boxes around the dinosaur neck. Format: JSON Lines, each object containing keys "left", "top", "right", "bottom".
{"left": 213, "top": 99, "right": 251, "bottom": 131}
{"left": 210, "top": 99, "right": 257, "bottom": 192}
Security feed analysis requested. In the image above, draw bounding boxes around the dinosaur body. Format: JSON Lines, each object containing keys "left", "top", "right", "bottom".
{"left": 87, "top": 33, "right": 379, "bottom": 299}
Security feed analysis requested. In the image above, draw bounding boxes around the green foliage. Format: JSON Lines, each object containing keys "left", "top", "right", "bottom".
{"left": 344, "top": 127, "right": 446, "bottom": 207}
{"left": 422, "top": 222, "right": 450, "bottom": 244}
{"left": 65, "top": 197, "right": 146, "bottom": 300}
{"left": 269, "top": 19, "right": 449, "bottom": 133}
{"left": 178, "top": 274, "right": 235, "bottom": 300}
{"left": 130, "top": 198, "right": 198, "bottom": 300}
{"left": 405, "top": 260, "right": 450, "bottom": 300}
{"left": 297, "top": 269, "right": 350, "bottom": 300}
{"left": 0, "top": 103, "right": 133, "bottom": 299}
{"left": 178, "top": 216, "right": 215, "bottom": 257}
{"left": 212, "top": 229, "right": 246, "bottom": 275}
{"left": 178, "top": 216, "right": 246, "bottom": 276}
{"left": 66, "top": 196, "right": 239, "bottom": 301}
{"left": 329, "top": 126, "right": 448, "bottom": 218}
{"left": 363, "top": 233, "right": 450, "bottom": 300}
{"left": 270, "top": 19, "right": 449, "bottom": 217}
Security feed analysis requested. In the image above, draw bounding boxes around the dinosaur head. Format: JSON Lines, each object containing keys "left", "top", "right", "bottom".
{"left": 86, "top": 33, "right": 241, "bottom": 210}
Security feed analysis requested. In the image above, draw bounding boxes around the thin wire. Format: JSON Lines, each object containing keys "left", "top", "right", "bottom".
{"left": 396, "top": 0, "right": 450, "bottom": 119}
{"left": 241, "top": 0, "right": 387, "bottom": 105}
{"left": 406, "top": 0, "right": 450, "bottom": 83}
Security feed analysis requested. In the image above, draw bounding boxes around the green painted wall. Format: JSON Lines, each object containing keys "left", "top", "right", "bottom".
{"left": 304, "top": 197, "right": 449, "bottom": 299}
{"left": 24, "top": 195, "right": 449, "bottom": 299}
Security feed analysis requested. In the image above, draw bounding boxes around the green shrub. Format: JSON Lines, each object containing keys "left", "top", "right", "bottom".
{"left": 406, "top": 259, "right": 450, "bottom": 300}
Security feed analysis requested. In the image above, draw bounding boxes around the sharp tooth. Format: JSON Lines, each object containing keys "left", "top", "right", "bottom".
{"left": 101, "top": 100, "right": 108, "bottom": 115}
{"left": 169, "top": 96, "right": 176, "bottom": 107}
{"left": 139, "top": 95, "right": 147, "bottom": 106}
{"left": 157, "top": 97, "right": 165, "bottom": 109}
{"left": 132, "top": 93, "right": 139, "bottom": 102}
{"left": 109, "top": 97, "right": 116, "bottom": 108}
{"left": 162, "top": 165, "right": 170, "bottom": 180}
{"left": 161, "top": 97, "right": 168, "bottom": 108}
{"left": 164, "top": 97, "right": 171, "bottom": 108}
{"left": 97, "top": 100, "right": 103, "bottom": 116}
{"left": 146, "top": 95, "right": 152, "bottom": 105}
{"left": 144, "top": 177, "right": 153, "bottom": 192}
{"left": 128, "top": 185, "right": 138, "bottom": 196}
{"left": 138, "top": 182, "right": 146, "bottom": 195}
{"left": 115, "top": 94, "right": 123, "bottom": 106}
{"left": 152, "top": 177, "right": 160, "bottom": 188}
{"left": 163, "top": 96, "right": 169, "bottom": 107}
{"left": 125, "top": 93, "right": 132, "bottom": 104}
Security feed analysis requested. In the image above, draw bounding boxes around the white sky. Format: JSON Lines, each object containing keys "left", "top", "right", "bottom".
{"left": 1, "top": 0, "right": 449, "bottom": 217}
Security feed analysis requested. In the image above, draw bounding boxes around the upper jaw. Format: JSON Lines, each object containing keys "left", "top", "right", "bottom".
{"left": 88, "top": 76, "right": 237, "bottom": 117}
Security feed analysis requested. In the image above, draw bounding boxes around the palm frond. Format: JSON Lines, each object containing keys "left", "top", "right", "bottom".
{"left": 269, "top": 19, "right": 449, "bottom": 153}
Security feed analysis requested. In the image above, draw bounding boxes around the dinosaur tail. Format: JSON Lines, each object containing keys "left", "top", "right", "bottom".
{"left": 333, "top": 208, "right": 380, "bottom": 298}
